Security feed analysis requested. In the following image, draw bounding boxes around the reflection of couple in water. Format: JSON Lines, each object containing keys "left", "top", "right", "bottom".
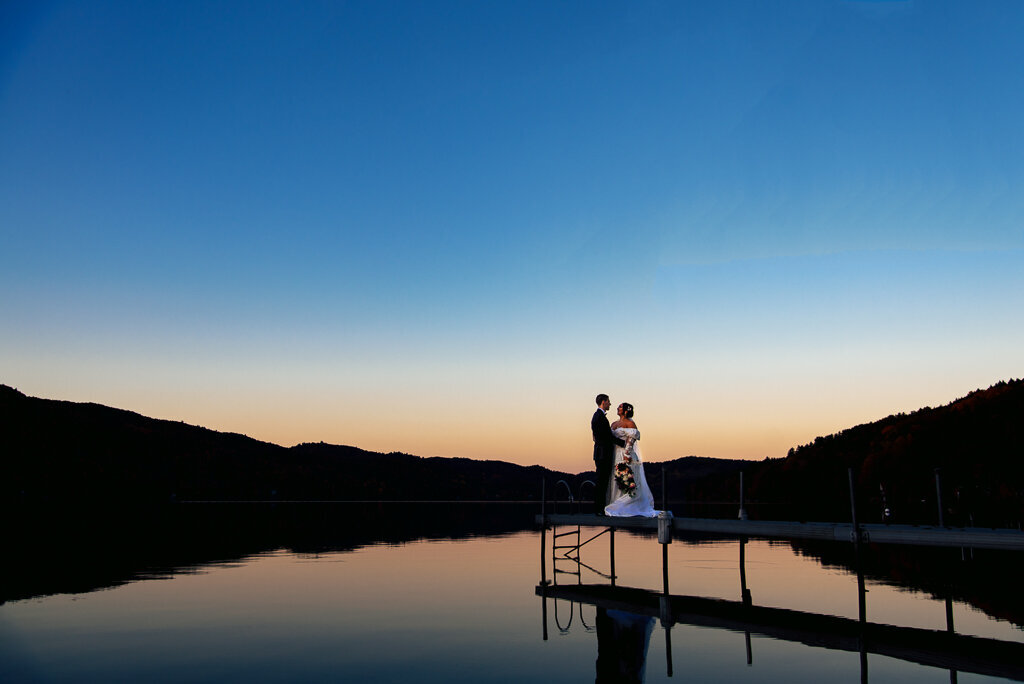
{"left": 595, "top": 606, "right": 655, "bottom": 683}
{"left": 591, "top": 394, "right": 658, "bottom": 517}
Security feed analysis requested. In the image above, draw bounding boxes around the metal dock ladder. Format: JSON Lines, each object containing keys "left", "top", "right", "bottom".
{"left": 545, "top": 479, "right": 615, "bottom": 586}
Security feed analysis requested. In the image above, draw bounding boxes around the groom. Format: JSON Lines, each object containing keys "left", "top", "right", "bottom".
{"left": 591, "top": 393, "right": 626, "bottom": 515}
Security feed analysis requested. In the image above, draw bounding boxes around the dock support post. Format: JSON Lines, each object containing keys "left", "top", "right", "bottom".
{"left": 658, "top": 511, "right": 673, "bottom": 596}
{"left": 935, "top": 469, "right": 946, "bottom": 527}
{"left": 662, "top": 544, "right": 669, "bottom": 596}
{"left": 849, "top": 468, "right": 867, "bottom": 625}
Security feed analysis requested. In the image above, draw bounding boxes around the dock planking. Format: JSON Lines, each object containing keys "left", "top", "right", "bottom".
{"left": 535, "top": 513, "right": 1024, "bottom": 550}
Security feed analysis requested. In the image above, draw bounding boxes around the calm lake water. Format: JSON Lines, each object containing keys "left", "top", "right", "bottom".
{"left": 2, "top": 503, "right": 1023, "bottom": 683}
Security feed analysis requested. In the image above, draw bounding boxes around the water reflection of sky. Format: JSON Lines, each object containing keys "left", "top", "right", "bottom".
{"left": 1, "top": 531, "right": 1021, "bottom": 683}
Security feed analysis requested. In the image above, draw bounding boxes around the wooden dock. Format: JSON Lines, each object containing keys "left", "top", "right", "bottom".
{"left": 535, "top": 512, "right": 1024, "bottom": 550}
{"left": 535, "top": 471, "right": 1024, "bottom": 681}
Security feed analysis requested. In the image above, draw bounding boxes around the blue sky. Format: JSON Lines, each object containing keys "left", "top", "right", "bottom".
{"left": 2, "top": 1, "right": 1022, "bottom": 469}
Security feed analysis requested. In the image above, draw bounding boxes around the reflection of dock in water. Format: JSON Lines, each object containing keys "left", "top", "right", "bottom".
{"left": 536, "top": 583, "right": 1024, "bottom": 681}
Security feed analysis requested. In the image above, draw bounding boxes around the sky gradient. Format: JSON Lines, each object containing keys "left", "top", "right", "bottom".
{"left": 2, "top": 1, "right": 1022, "bottom": 471}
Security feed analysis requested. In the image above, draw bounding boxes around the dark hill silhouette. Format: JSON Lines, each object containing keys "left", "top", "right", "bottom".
{"left": 0, "top": 385, "right": 746, "bottom": 503}
{"left": 0, "top": 384, "right": 572, "bottom": 502}
{"left": 3, "top": 379, "right": 1022, "bottom": 518}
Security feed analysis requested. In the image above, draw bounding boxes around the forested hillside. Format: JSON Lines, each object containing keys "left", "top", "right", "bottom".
{"left": 744, "top": 379, "right": 1024, "bottom": 525}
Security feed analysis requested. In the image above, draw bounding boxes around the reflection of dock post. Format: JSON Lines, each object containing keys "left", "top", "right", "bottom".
{"left": 541, "top": 587, "right": 549, "bottom": 641}
{"left": 849, "top": 468, "right": 869, "bottom": 684}
{"left": 609, "top": 528, "right": 616, "bottom": 586}
{"left": 946, "top": 596, "right": 958, "bottom": 683}
{"left": 740, "top": 532, "right": 753, "bottom": 663}
{"left": 739, "top": 537, "right": 752, "bottom": 606}
{"left": 659, "top": 595, "right": 674, "bottom": 677}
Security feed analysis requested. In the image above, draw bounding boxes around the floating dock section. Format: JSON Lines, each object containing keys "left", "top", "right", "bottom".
{"left": 535, "top": 512, "right": 1024, "bottom": 550}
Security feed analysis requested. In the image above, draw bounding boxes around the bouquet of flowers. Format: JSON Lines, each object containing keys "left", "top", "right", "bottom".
{"left": 614, "top": 460, "right": 637, "bottom": 498}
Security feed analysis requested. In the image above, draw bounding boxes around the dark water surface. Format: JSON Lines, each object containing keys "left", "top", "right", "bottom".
{"left": 2, "top": 503, "right": 1023, "bottom": 682}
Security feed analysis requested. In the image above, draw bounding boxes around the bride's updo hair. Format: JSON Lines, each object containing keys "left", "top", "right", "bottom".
{"left": 621, "top": 402, "right": 634, "bottom": 419}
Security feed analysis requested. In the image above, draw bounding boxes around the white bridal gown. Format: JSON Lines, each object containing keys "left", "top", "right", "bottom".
{"left": 605, "top": 427, "right": 658, "bottom": 517}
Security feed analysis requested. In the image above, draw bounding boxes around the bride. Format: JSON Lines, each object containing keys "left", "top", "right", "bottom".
{"left": 605, "top": 402, "right": 658, "bottom": 517}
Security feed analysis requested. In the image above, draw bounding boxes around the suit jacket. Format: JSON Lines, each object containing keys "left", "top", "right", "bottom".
{"left": 592, "top": 408, "right": 625, "bottom": 463}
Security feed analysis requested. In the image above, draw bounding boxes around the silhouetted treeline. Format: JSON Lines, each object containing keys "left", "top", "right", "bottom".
{"left": 0, "top": 385, "right": 738, "bottom": 503}
{"left": 0, "top": 385, "right": 577, "bottom": 502}
{"left": 737, "top": 379, "right": 1024, "bottom": 526}
{"left": 3, "top": 379, "right": 1023, "bottom": 523}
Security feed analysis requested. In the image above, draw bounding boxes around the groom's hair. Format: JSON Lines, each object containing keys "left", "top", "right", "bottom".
{"left": 595, "top": 393, "right": 609, "bottom": 406}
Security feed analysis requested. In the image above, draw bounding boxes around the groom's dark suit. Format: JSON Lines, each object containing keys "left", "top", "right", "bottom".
{"left": 592, "top": 408, "right": 626, "bottom": 511}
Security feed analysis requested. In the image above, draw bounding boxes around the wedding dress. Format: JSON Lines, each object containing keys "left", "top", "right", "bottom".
{"left": 605, "top": 427, "right": 658, "bottom": 517}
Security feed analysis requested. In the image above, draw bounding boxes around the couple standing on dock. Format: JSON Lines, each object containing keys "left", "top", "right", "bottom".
{"left": 591, "top": 393, "right": 658, "bottom": 517}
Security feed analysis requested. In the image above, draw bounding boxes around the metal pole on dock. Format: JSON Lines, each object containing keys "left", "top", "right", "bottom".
{"left": 540, "top": 479, "right": 547, "bottom": 585}
{"left": 935, "top": 469, "right": 946, "bottom": 527}
{"left": 848, "top": 468, "right": 861, "bottom": 536}
{"left": 739, "top": 471, "right": 748, "bottom": 520}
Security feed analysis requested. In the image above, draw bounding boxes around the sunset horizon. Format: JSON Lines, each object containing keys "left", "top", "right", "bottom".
{"left": 3, "top": 1, "right": 1022, "bottom": 474}
{"left": 4, "top": 375, "right": 1018, "bottom": 473}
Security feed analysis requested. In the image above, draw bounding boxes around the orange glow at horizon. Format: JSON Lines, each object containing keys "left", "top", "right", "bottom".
{"left": 7, "top": 340, "right": 1016, "bottom": 474}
